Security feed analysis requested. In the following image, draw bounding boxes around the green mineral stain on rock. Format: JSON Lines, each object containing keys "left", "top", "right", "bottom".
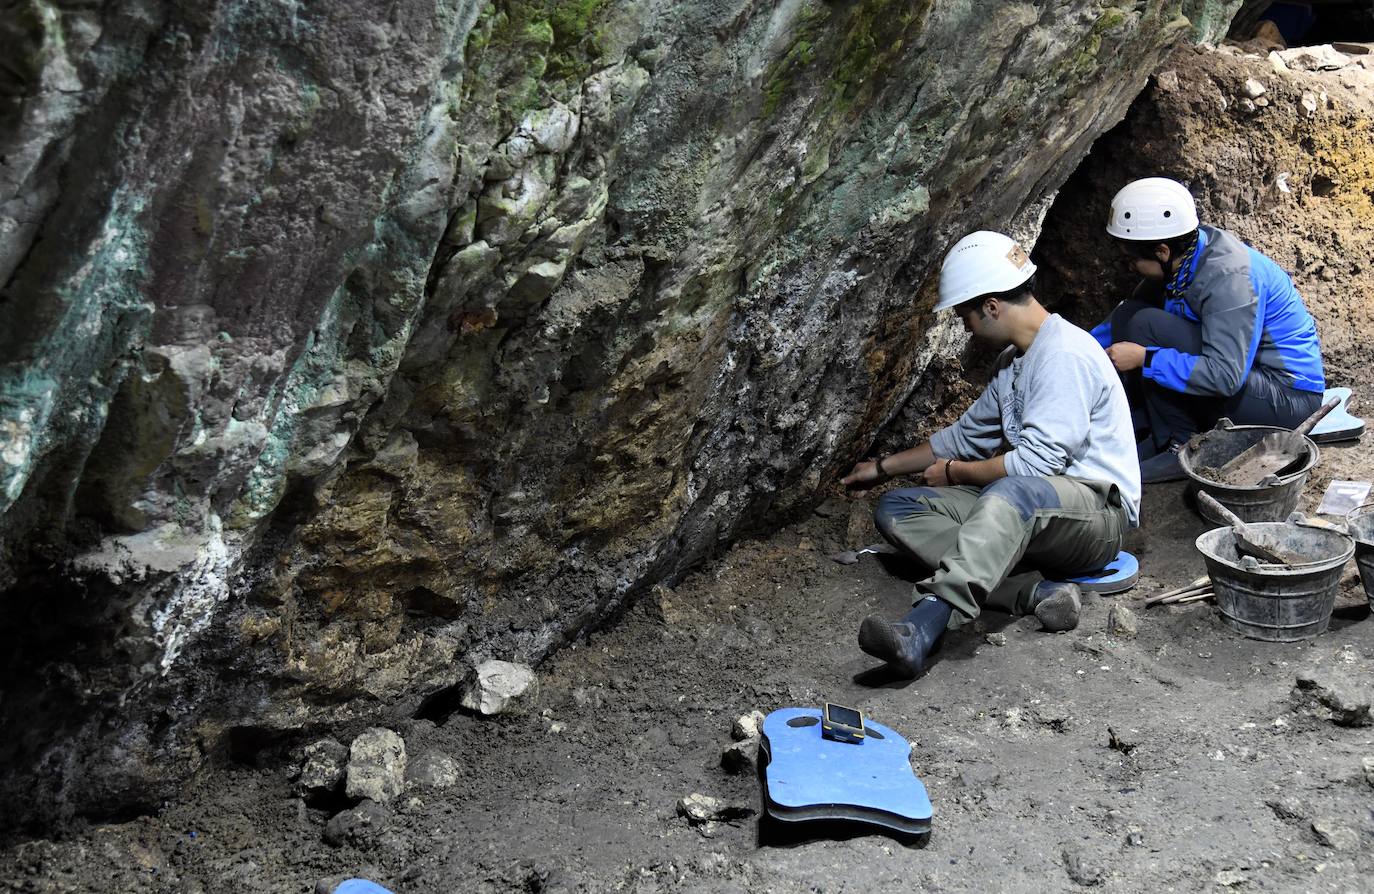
{"left": 760, "top": 0, "right": 935, "bottom": 123}
{"left": 464, "top": 0, "right": 609, "bottom": 112}
{"left": 0, "top": 190, "right": 152, "bottom": 515}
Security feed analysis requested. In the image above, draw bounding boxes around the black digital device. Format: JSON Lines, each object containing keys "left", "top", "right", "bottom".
{"left": 821, "top": 702, "right": 865, "bottom": 744}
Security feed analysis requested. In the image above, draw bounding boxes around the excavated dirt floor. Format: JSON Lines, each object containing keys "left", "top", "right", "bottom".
{"left": 2, "top": 433, "right": 1371, "bottom": 894}
{"left": 6, "top": 45, "right": 1374, "bottom": 894}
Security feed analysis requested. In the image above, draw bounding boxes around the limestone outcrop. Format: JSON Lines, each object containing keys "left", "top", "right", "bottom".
{"left": 0, "top": 0, "right": 1238, "bottom": 826}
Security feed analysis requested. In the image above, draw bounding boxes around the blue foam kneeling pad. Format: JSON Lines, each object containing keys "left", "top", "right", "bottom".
{"left": 1066, "top": 551, "right": 1139, "bottom": 594}
{"left": 336, "top": 881, "right": 395, "bottom": 894}
{"left": 760, "top": 708, "right": 931, "bottom": 836}
{"left": 1310, "top": 387, "right": 1365, "bottom": 443}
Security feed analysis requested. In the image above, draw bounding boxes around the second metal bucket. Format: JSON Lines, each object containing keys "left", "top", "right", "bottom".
{"left": 1180, "top": 421, "right": 1319, "bottom": 524}
{"left": 1195, "top": 522, "right": 1355, "bottom": 642}
{"left": 1347, "top": 502, "right": 1374, "bottom": 605}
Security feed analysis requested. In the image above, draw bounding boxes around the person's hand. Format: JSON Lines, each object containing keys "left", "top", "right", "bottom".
{"left": 1105, "top": 341, "right": 1147, "bottom": 372}
{"left": 921, "top": 457, "right": 952, "bottom": 487}
{"left": 841, "top": 459, "right": 883, "bottom": 496}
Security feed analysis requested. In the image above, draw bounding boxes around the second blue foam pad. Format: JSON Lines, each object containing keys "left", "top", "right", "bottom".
{"left": 1310, "top": 387, "right": 1365, "bottom": 443}
{"left": 760, "top": 707, "right": 931, "bottom": 836}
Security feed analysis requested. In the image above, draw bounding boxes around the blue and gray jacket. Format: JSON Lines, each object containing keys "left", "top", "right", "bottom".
{"left": 1095, "top": 226, "right": 1325, "bottom": 397}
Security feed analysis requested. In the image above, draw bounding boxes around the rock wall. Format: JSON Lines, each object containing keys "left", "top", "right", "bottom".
{"left": 0, "top": 0, "right": 1237, "bottom": 827}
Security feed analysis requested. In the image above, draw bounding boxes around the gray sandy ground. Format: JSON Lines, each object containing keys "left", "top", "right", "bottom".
{"left": 4, "top": 440, "right": 1373, "bottom": 893}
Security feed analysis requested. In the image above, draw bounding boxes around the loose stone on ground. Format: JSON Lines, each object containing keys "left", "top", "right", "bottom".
{"left": 346, "top": 728, "right": 407, "bottom": 803}
{"left": 461, "top": 660, "right": 540, "bottom": 716}
{"left": 1105, "top": 604, "right": 1138, "bottom": 637}
{"left": 297, "top": 738, "right": 348, "bottom": 793}
{"left": 405, "top": 750, "right": 461, "bottom": 790}
{"left": 1293, "top": 671, "right": 1373, "bottom": 727}
{"left": 323, "top": 801, "right": 392, "bottom": 847}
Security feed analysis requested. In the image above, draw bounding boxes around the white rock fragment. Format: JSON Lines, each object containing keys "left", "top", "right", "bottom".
{"left": 460, "top": 659, "right": 539, "bottom": 716}
{"left": 345, "top": 728, "right": 407, "bottom": 803}
{"left": 1106, "top": 604, "right": 1138, "bottom": 638}
{"left": 677, "top": 793, "right": 732, "bottom": 824}
{"left": 1300, "top": 92, "right": 1319, "bottom": 118}
{"left": 1241, "top": 78, "right": 1267, "bottom": 99}
{"left": 1278, "top": 44, "right": 1352, "bottom": 72}
{"left": 985, "top": 632, "right": 1007, "bottom": 646}
{"left": 731, "top": 710, "right": 765, "bottom": 741}
{"left": 1154, "top": 69, "right": 1180, "bottom": 92}
{"left": 1215, "top": 869, "right": 1247, "bottom": 887}
{"left": 1268, "top": 50, "right": 1289, "bottom": 73}
{"left": 1361, "top": 756, "right": 1374, "bottom": 787}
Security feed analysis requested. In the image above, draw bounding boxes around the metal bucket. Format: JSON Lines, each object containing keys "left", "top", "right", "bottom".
{"left": 1195, "top": 521, "right": 1355, "bottom": 642}
{"left": 1180, "top": 420, "right": 1319, "bottom": 524}
{"left": 1347, "top": 502, "right": 1374, "bottom": 605}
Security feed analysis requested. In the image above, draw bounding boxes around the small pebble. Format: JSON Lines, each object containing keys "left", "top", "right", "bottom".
{"left": 1312, "top": 819, "right": 1359, "bottom": 851}
{"left": 1106, "top": 604, "right": 1138, "bottom": 638}
{"left": 1061, "top": 848, "right": 1104, "bottom": 886}
{"left": 731, "top": 710, "right": 765, "bottom": 741}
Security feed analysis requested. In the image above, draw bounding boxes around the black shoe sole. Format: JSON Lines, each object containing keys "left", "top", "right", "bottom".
{"left": 858, "top": 616, "right": 920, "bottom": 678}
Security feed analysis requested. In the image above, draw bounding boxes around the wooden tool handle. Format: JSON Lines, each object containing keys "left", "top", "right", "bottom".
{"left": 1198, "top": 491, "right": 1246, "bottom": 528}
{"left": 1294, "top": 398, "right": 1340, "bottom": 436}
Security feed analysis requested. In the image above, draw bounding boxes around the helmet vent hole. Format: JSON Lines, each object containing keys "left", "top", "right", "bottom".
{"left": 1123, "top": 212, "right": 1131, "bottom": 219}
{"left": 1163, "top": 210, "right": 1172, "bottom": 218}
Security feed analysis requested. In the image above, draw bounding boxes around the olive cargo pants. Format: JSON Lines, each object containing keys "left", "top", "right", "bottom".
{"left": 874, "top": 475, "right": 1128, "bottom": 627}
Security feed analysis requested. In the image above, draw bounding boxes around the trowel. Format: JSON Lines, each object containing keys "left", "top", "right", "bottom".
{"left": 1212, "top": 398, "right": 1338, "bottom": 487}
{"left": 1198, "top": 493, "right": 1307, "bottom": 565}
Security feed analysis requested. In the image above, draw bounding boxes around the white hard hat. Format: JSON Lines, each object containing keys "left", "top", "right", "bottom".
{"left": 936, "top": 231, "right": 1037, "bottom": 311}
{"left": 1106, "top": 177, "right": 1200, "bottom": 240}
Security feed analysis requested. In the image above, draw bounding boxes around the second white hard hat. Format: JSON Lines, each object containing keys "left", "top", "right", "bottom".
{"left": 936, "top": 231, "right": 1037, "bottom": 311}
{"left": 1106, "top": 177, "right": 1199, "bottom": 241}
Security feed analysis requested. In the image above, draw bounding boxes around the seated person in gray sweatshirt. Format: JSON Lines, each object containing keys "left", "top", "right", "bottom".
{"left": 842, "top": 231, "right": 1142, "bottom": 679}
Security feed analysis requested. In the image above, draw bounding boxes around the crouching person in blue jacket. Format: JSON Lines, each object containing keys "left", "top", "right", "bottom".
{"left": 1096, "top": 177, "right": 1325, "bottom": 483}
{"left": 842, "top": 232, "right": 1141, "bottom": 679}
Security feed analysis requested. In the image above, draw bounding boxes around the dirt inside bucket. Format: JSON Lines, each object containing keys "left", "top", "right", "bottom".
{"left": 1208, "top": 522, "right": 1353, "bottom": 570}
{"left": 1190, "top": 432, "right": 1313, "bottom": 488}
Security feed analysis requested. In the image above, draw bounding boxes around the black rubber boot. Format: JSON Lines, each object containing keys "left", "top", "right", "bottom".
{"left": 858, "top": 596, "right": 952, "bottom": 678}
{"left": 1028, "top": 580, "right": 1082, "bottom": 632}
{"left": 1139, "top": 442, "right": 1186, "bottom": 484}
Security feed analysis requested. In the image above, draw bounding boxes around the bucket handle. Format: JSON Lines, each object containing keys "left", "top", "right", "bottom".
{"left": 1347, "top": 501, "right": 1374, "bottom": 520}
{"left": 1346, "top": 501, "right": 1374, "bottom": 529}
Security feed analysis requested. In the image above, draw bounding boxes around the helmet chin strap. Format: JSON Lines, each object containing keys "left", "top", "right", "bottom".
{"left": 1165, "top": 230, "right": 1201, "bottom": 298}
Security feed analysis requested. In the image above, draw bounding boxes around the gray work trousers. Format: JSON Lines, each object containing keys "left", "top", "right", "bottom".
{"left": 874, "top": 475, "right": 1128, "bottom": 628}
{"left": 1111, "top": 300, "right": 1322, "bottom": 450}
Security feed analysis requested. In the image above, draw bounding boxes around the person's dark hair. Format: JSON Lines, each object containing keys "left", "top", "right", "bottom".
{"left": 998, "top": 273, "right": 1036, "bottom": 305}
{"left": 1122, "top": 229, "right": 1199, "bottom": 260}
{"left": 955, "top": 273, "right": 1036, "bottom": 318}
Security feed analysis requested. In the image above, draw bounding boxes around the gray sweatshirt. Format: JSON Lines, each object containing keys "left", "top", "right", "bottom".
{"left": 929, "top": 314, "right": 1142, "bottom": 526}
